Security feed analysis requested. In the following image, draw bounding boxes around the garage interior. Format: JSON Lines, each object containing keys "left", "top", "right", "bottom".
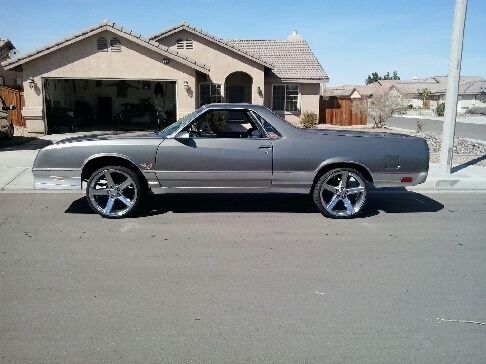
{"left": 43, "top": 78, "right": 176, "bottom": 133}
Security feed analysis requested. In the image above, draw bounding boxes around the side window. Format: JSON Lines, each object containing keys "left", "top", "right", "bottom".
{"left": 250, "top": 111, "right": 281, "bottom": 139}
{"left": 187, "top": 110, "right": 263, "bottom": 139}
{"left": 199, "top": 83, "right": 222, "bottom": 105}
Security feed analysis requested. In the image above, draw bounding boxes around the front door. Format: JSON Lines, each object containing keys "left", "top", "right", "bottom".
{"left": 155, "top": 109, "right": 272, "bottom": 189}
{"left": 227, "top": 86, "right": 245, "bottom": 103}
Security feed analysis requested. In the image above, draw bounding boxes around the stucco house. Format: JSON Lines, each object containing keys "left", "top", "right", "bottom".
{"left": 1, "top": 21, "right": 327, "bottom": 134}
{"left": 364, "top": 76, "right": 486, "bottom": 113}
{"left": 0, "top": 39, "right": 22, "bottom": 87}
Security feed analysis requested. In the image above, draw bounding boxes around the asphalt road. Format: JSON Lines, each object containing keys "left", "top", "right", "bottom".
{"left": 1, "top": 192, "right": 485, "bottom": 363}
{"left": 386, "top": 116, "right": 486, "bottom": 141}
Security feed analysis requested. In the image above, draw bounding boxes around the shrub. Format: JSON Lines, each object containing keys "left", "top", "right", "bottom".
{"left": 466, "top": 107, "right": 486, "bottom": 116}
{"left": 436, "top": 102, "right": 445, "bottom": 116}
{"left": 300, "top": 111, "right": 318, "bottom": 128}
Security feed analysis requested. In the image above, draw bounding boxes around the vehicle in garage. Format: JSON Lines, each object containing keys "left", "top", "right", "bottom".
{"left": 32, "top": 103, "right": 429, "bottom": 219}
{"left": 43, "top": 78, "right": 176, "bottom": 133}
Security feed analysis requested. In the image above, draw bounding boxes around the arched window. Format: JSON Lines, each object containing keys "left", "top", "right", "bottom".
{"left": 110, "top": 37, "right": 121, "bottom": 52}
{"left": 97, "top": 37, "right": 108, "bottom": 52}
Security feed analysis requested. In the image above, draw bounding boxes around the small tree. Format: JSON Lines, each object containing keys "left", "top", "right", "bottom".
{"left": 436, "top": 102, "right": 445, "bottom": 116}
{"left": 300, "top": 111, "right": 318, "bottom": 128}
{"left": 365, "top": 71, "right": 400, "bottom": 85}
{"left": 419, "top": 88, "right": 431, "bottom": 109}
{"left": 353, "top": 91, "right": 407, "bottom": 128}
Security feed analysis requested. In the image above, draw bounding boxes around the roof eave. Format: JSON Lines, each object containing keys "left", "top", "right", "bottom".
{"left": 3, "top": 23, "right": 210, "bottom": 73}
{"left": 278, "top": 77, "right": 329, "bottom": 83}
{"left": 150, "top": 24, "right": 274, "bottom": 69}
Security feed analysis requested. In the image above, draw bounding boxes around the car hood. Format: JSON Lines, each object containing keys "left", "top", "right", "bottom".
{"left": 54, "top": 131, "right": 162, "bottom": 144}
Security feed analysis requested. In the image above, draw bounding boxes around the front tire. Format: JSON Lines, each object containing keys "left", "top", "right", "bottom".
{"left": 86, "top": 166, "right": 142, "bottom": 218}
{"left": 313, "top": 168, "right": 368, "bottom": 219}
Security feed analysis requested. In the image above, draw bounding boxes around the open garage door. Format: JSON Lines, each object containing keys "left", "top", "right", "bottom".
{"left": 43, "top": 78, "right": 176, "bottom": 133}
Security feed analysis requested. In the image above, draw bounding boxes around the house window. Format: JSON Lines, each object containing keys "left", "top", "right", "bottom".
{"left": 199, "top": 83, "right": 223, "bottom": 105}
{"left": 272, "top": 84, "right": 299, "bottom": 112}
{"left": 97, "top": 37, "right": 108, "bottom": 52}
{"left": 185, "top": 39, "right": 193, "bottom": 49}
{"left": 176, "top": 38, "right": 184, "bottom": 49}
{"left": 110, "top": 37, "right": 121, "bottom": 52}
{"left": 0, "top": 76, "right": 4, "bottom": 86}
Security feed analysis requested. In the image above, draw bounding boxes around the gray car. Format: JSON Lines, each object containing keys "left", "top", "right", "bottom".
{"left": 33, "top": 103, "right": 429, "bottom": 219}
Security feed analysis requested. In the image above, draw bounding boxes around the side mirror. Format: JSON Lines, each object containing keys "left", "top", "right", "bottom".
{"left": 9, "top": 105, "right": 16, "bottom": 111}
{"left": 174, "top": 130, "right": 191, "bottom": 140}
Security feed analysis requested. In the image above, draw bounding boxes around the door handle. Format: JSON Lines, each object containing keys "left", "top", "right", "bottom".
{"left": 259, "top": 145, "right": 272, "bottom": 149}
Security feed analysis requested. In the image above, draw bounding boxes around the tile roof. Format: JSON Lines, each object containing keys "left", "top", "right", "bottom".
{"left": 150, "top": 23, "right": 273, "bottom": 68}
{"left": 327, "top": 85, "right": 359, "bottom": 97}
{"left": 227, "top": 39, "right": 328, "bottom": 81}
{"left": 460, "top": 80, "right": 486, "bottom": 94}
{"left": 367, "top": 76, "right": 486, "bottom": 96}
{"left": 1, "top": 21, "right": 210, "bottom": 72}
{"left": 0, "top": 39, "right": 14, "bottom": 51}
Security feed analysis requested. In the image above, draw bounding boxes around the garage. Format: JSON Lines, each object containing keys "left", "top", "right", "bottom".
{"left": 43, "top": 78, "right": 176, "bottom": 133}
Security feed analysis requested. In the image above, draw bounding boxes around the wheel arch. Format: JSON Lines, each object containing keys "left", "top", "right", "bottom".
{"left": 312, "top": 160, "right": 373, "bottom": 191}
{"left": 81, "top": 154, "right": 149, "bottom": 190}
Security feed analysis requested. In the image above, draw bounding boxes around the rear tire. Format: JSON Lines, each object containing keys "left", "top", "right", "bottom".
{"left": 313, "top": 167, "right": 368, "bottom": 219}
{"left": 86, "top": 166, "right": 143, "bottom": 218}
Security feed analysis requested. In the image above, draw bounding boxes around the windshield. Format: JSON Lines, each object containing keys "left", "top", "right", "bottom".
{"left": 159, "top": 109, "right": 200, "bottom": 137}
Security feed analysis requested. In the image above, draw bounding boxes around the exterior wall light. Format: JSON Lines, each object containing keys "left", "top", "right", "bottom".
{"left": 28, "top": 77, "right": 36, "bottom": 89}
{"left": 183, "top": 81, "right": 189, "bottom": 90}
{"left": 257, "top": 86, "right": 263, "bottom": 98}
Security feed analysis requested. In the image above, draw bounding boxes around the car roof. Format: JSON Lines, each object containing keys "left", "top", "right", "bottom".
{"left": 202, "top": 103, "right": 267, "bottom": 110}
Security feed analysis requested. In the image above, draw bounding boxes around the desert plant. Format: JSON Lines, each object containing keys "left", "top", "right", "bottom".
{"left": 466, "top": 106, "right": 486, "bottom": 116}
{"left": 436, "top": 102, "right": 445, "bottom": 116}
{"left": 416, "top": 120, "right": 423, "bottom": 133}
{"left": 352, "top": 92, "right": 406, "bottom": 128}
{"left": 419, "top": 88, "right": 431, "bottom": 109}
{"left": 300, "top": 111, "right": 318, "bottom": 128}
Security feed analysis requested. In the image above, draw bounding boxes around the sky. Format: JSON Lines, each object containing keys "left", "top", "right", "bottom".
{"left": 1, "top": 0, "right": 485, "bottom": 86}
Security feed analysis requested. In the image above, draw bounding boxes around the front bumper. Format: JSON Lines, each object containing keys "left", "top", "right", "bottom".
{"left": 32, "top": 168, "right": 82, "bottom": 190}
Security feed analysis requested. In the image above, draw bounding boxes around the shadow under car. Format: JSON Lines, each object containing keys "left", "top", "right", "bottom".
{"left": 65, "top": 190, "right": 444, "bottom": 218}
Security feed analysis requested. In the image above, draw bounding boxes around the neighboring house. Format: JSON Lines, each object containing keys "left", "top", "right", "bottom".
{"left": 1, "top": 21, "right": 328, "bottom": 133}
{"left": 361, "top": 76, "right": 486, "bottom": 112}
{"left": 326, "top": 85, "right": 362, "bottom": 99}
{"left": 0, "top": 39, "right": 22, "bottom": 87}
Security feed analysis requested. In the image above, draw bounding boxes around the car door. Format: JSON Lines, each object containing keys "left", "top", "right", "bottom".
{"left": 155, "top": 109, "right": 272, "bottom": 189}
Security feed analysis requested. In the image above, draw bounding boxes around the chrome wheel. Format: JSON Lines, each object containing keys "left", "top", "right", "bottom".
{"left": 319, "top": 170, "right": 367, "bottom": 217}
{"left": 87, "top": 168, "right": 138, "bottom": 218}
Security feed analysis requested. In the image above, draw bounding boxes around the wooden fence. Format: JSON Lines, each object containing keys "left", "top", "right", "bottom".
{"left": 319, "top": 96, "right": 367, "bottom": 126}
{"left": 0, "top": 86, "right": 25, "bottom": 127}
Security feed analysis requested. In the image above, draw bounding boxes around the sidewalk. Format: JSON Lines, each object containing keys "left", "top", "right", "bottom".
{"left": 408, "top": 164, "right": 486, "bottom": 192}
{"left": 1, "top": 147, "right": 485, "bottom": 192}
